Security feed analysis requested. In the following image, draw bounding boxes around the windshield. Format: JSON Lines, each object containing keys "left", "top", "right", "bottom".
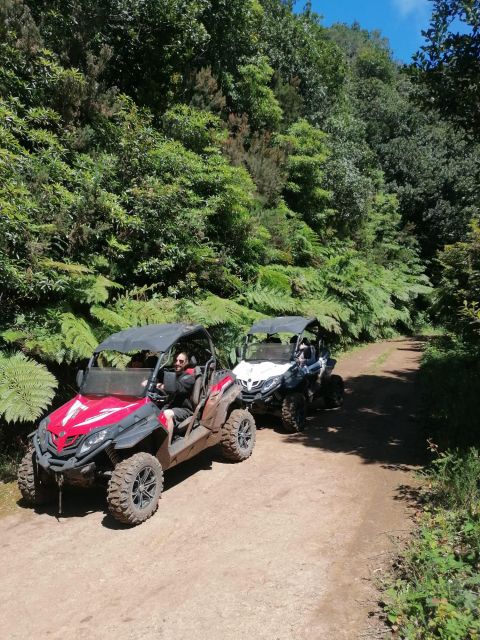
{"left": 81, "top": 368, "right": 152, "bottom": 397}
{"left": 244, "top": 343, "right": 294, "bottom": 363}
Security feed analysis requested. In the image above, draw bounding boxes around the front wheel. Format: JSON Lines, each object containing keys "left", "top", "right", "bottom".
{"left": 107, "top": 453, "right": 164, "bottom": 526}
{"left": 220, "top": 409, "right": 256, "bottom": 462}
{"left": 17, "top": 448, "right": 55, "bottom": 506}
{"left": 281, "top": 392, "right": 306, "bottom": 433}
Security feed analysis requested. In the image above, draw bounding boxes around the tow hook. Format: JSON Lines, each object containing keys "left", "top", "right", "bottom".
{"left": 55, "top": 473, "right": 65, "bottom": 516}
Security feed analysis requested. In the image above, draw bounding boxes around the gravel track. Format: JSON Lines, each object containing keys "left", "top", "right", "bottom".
{"left": 0, "top": 338, "right": 424, "bottom": 640}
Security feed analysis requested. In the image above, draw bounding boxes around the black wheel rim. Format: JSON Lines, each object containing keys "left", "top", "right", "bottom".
{"left": 132, "top": 466, "right": 157, "bottom": 510}
{"left": 237, "top": 419, "right": 253, "bottom": 450}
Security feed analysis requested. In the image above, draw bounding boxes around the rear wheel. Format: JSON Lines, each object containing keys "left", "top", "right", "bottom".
{"left": 220, "top": 409, "right": 256, "bottom": 461}
{"left": 324, "top": 374, "right": 344, "bottom": 409}
{"left": 107, "top": 453, "right": 163, "bottom": 526}
{"left": 17, "top": 448, "right": 55, "bottom": 506}
{"left": 281, "top": 392, "right": 306, "bottom": 433}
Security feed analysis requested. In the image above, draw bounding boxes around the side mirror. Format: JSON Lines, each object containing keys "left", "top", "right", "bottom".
{"left": 163, "top": 371, "right": 177, "bottom": 394}
{"left": 76, "top": 369, "right": 84, "bottom": 388}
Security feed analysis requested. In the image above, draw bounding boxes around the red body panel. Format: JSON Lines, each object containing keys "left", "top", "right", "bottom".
{"left": 209, "top": 375, "right": 234, "bottom": 395}
{"left": 47, "top": 394, "right": 152, "bottom": 452}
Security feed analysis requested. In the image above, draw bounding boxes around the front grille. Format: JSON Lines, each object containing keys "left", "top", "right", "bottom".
{"left": 48, "top": 433, "right": 82, "bottom": 457}
{"left": 239, "top": 380, "right": 263, "bottom": 392}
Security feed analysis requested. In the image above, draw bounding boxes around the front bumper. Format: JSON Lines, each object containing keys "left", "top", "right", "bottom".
{"left": 33, "top": 435, "right": 112, "bottom": 475}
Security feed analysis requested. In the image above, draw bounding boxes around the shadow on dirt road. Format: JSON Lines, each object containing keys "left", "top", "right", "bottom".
{"left": 17, "top": 448, "right": 220, "bottom": 528}
{"left": 282, "top": 367, "right": 426, "bottom": 468}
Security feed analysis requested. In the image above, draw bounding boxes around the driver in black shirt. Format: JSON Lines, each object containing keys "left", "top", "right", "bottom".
{"left": 158, "top": 351, "right": 195, "bottom": 444}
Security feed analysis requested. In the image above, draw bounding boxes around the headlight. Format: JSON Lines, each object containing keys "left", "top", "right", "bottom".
{"left": 262, "top": 376, "right": 282, "bottom": 393}
{"left": 79, "top": 429, "right": 108, "bottom": 455}
{"left": 37, "top": 418, "right": 50, "bottom": 447}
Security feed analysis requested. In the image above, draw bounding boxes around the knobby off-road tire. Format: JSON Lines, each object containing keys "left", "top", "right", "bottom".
{"left": 107, "top": 452, "right": 164, "bottom": 526}
{"left": 324, "top": 374, "right": 344, "bottom": 409}
{"left": 220, "top": 409, "right": 256, "bottom": 462}
{"left": 281, "top": 392, "right": 307, "bottom": 433}
{"left": 17, "top": 448, "right": 55, "bottom": 506}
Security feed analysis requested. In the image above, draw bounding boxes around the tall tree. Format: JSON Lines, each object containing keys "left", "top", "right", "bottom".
{"left": 415, "top": 0, "right": 480, "bottom": 136}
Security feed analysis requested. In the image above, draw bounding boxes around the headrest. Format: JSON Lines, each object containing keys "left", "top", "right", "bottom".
{"left": 189, "top": 355, "right": 197, "bottom": 367}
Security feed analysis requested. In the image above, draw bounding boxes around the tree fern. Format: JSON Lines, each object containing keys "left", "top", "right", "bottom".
{"left": 81, "top": 275, "right": 123, "bottom": 304}
{"left": 90, "top": 306, "right": 131, "bottom": 331}
{"left": 40, "top": 259, "right": 91, "bottom": 274}
{"left": 240, "top": 285, "right": 299, "bottom": 314}
{"left": 61, "top": 313, "right": 98, "bottom": 359}
{"left": 179, "top": 294, "right": 262, "bottom": 328}
{"left": 0, "top": 352, "right": 58, "bottom": 423}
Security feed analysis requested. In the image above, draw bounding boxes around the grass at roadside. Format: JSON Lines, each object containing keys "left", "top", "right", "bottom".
{"left": 383, "top": 336, "right": 480, "bottom": 639}
{"left": 0, "top": 431, "right": 25, "bottom": 517}
{"left": 0, "top": 482, "right": 21, "bottom": 518}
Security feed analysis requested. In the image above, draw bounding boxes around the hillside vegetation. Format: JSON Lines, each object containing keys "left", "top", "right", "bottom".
{"left": 2, "top": 2, "right": 480, "bottom": 634}
{"left": 0, "top": 0, "right": 478, "bottom": 432}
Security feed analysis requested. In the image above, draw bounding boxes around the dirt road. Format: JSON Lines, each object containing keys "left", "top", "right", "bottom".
{"left": 0, "top": 339, "right": 425, "bottom": 640}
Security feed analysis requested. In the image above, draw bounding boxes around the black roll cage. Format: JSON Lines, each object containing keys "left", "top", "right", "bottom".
{"left": 242, "top": 318, "right": 322, "bottom": 360}
{"left": 83, "top": 326, "right": 216, "bottom": 397}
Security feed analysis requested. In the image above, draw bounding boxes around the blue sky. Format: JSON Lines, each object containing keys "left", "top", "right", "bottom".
{"left": 308, "top": 0, "right": 432, "bottom": 62}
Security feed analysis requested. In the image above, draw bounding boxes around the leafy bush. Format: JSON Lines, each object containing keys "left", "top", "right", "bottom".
{"left": 385, "top": 338, "right": 480, "bottom": 640}
{"left": 420, "top": 336, "right": 480, "bottom": 449}
{"left": 434, "top": 223, "right": 480, "bottom": 341}
{"left": 385, "top": 449, "right": 480, "bottom": 640}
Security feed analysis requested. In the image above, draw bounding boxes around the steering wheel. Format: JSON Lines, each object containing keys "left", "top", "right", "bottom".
{"left": 147, "top": 385, "right": 169, "bottom": 402}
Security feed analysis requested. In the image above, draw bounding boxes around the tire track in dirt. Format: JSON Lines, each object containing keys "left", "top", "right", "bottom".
{"left": 0, "top": 338, "right": 425, "bottom": 640}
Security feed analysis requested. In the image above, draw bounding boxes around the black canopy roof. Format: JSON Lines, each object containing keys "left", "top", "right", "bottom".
{"left": 248, "top": 316, "right": 318, "bottom": 335}
{"left": 94, "top": 323, "right": 208, "bottom": 354}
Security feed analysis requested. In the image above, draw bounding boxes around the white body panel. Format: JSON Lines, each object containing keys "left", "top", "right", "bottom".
{"left": 233, "top": 360, "right": 291, "bottom": 391}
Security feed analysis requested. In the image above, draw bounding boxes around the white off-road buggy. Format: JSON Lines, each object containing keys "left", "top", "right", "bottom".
{"left": 233, "top": 316, "right": 344, "bottom": 433}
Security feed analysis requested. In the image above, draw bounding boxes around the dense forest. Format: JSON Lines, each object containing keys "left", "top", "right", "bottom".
{"left": 0, "top": 0, "right": 478, "bottom": 428}
{"left": 1, "top": 2, "right": 479, "bottom": 635}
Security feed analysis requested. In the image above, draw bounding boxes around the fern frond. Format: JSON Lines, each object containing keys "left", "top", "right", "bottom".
{"left": 114, "top": 297, "right": 177, "bottom": 325}
{"left": 83, "top": 275, "right": 123, "bottom": 304}
{"left": 0, "top": 352, "right": 58, "bottom": 423}
{"left": 25, "top": 332, "right": 73, "bottom": 364}
{"left": 1, "top": 329, "right": 27, "bottom": 344}
{"left": 61, "top": 313, "right": 98, "bottom": 359}
{"left": 40, "top": 259, "right": 92, "bottom": 274}
{"left": 90, "top": 306, "right": 131, "bottom": 331}
{"left": 179, "top": 295, "right": 262, "bottom": 328}
{"left": 241, "top": 286, "right": 299, "bottom": 314}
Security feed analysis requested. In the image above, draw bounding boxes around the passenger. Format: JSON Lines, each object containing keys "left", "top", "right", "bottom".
{"left": 265, "top": 334, "right": 282, "bottom": 343}
{"left": 127, "top": 352, "right": 145, "bottom": 368}
{"left": 158, "top": 351, "right": 195, "bottom": 444}
{"left": 296, "top": 338, "right": 314, "bottom": 367}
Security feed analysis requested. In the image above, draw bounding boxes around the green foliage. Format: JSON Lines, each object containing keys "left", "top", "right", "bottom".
{"left": 384, "top": 338, "right": 480, "bottom": 639}
{"left": 420, "top": 336, "right": 480, "bottom": 449}
{"left": 234, "top": 55, "right": 283, "bottom": 130}
{"left": 0, "top": 0, "right": 453, "bottom": 436}
{"left": 260, "top": 0, "right": 346, "bottom": 125}
{"left": 0, "top": 352, "right": 57, "bottom": 423}
{"left": 415, "top": 0, "right": 480, "bottom": 135}
{"left": 426, "top": 449, "right": 480, "bottom": 515}
{"left": 434, "top": 223, "right": 480, "bottom": 339}
{"left": 162, "top": 104, "right": 225, "bottom": 153}
{"left": 385, "top": 502, "right": 480, "bottom": 639}
{"left": 279, "top": 120, "right": 333, "bottom": 232}
{"left": 61, "top": 313, "right": 99, "bottom": 360}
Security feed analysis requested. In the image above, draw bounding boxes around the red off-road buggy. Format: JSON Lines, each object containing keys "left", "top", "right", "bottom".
{"left": 18, "top": 323, "right": 256, "bottom": 525}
